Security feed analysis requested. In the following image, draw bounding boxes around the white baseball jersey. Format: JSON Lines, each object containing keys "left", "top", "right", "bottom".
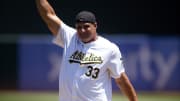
{"left": 53, "top": 22, "right": 125, "bottom": 101}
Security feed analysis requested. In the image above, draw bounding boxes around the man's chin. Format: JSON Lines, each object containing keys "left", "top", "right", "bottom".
{"left": 80, "top": 38, "right": 90, "bottom": 43}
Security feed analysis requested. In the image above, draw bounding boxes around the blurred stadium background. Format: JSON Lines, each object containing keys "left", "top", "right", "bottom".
{"left": 0, "top": 0, "right": 179, "bottom": 101}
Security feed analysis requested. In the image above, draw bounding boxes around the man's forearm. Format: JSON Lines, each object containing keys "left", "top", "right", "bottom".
{"left": 36, "top": 0, "right": 56, "bottom": 20}
{"left": 115, "top": 73, "right": 138, "bottom": 101}
{"left": 35, "top": 0, "right": 61, "bottom": 35}
{"left": 119, "top": 80, "right": 137, "bottom": 101}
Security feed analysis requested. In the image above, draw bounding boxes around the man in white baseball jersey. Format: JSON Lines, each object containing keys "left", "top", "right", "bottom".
{"left": 36, "top": 0, "right": 138, "bottom": 101}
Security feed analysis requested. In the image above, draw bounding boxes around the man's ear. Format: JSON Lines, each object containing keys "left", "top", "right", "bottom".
{"left": 94, "top": 22, "right": 97, "bottom": 28}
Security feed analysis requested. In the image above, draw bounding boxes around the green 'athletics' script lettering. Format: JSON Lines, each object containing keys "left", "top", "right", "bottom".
{"left": 69, "top": 50, "right": 103, "bottom": 64}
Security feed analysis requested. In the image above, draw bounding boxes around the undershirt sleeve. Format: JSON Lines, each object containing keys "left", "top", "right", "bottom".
{"left": 53, "top": 22, "right": 76, "bottom": 48}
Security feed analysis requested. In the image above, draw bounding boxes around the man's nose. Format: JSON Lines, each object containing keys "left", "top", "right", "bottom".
{"left": 80, "top": 28, "right": 86, "bottom": 32}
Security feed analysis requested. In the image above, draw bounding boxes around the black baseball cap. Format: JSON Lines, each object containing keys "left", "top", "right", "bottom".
{"left": 75, "top": 11, "right": 96, "bottom": 23}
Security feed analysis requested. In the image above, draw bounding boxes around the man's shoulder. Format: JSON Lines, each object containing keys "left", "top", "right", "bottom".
{"left": 60, "top": 21, "right": 76, "bottom": 33}
{"left": 98, "top": 36, "right": 119, "bottom": 50}
{"left": 98, "top": 36, "right": 111, "bottom": 44}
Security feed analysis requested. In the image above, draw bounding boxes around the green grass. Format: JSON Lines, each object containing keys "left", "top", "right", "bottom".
{"left": 0, "top": 91, "right": 180, "bottom": 101}
{"left": 0, "top": 91, "right": 58, "bottom": 101}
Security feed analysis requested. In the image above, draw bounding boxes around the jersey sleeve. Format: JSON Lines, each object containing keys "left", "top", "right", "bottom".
{"left": 107, "top": 44, "right": 125, "bottom": 79}
{"left": 53, "top": 22, "right": 76, "bottom": 48}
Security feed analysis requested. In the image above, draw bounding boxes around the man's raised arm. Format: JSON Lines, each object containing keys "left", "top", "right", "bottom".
{"left": 36, "top": 0, "right": 61, "bottom": 36}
